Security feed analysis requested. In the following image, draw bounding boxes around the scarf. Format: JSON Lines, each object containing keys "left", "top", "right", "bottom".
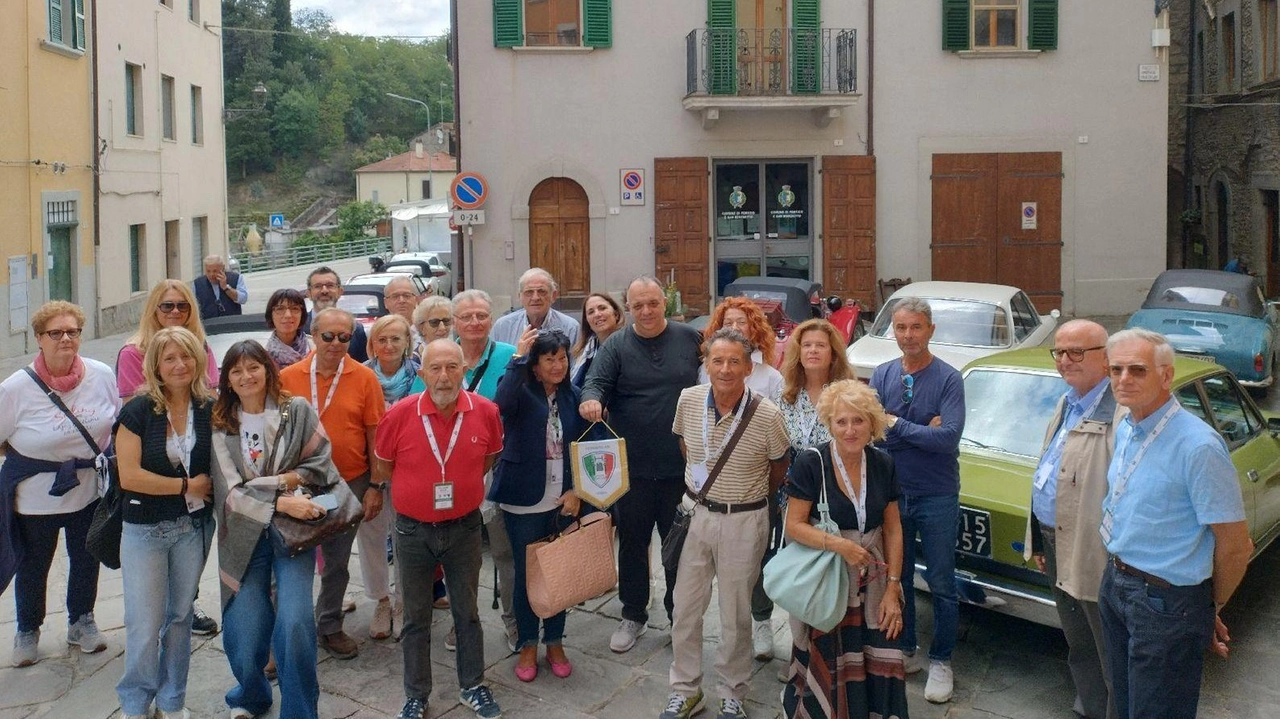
{"left": 367, "top": 357, "right": 417, "bottom": 405}
{"left": 265, "top": 331, "right": 310, "bottom": 369}
{"left": 35, "top": 353, "right": 85, "bottom": 393}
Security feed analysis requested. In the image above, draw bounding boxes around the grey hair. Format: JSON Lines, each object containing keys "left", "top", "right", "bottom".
{"left": 202, "top": 254, "right": 224, "bottom": 267}
{"left": 625, "top": 275, "right": 664, "bottom": 301}
{"left": 518, "top": 267, "right": 558, "bottom": 293}
{"left": 312, "top": 306, "right": 356, "bottom": 333}
{"left": 452, "top": 288, "right": 493, "bottom": 312}
{"left": 413, "top": 295, "right": 452, "bottom": 325}
{"left": 384, "top": 275, "right": 416, "bottom": 292}
{"left": 891, "top": 297, "right": 933, "bottom": 323}
{"left": 1107, "top": 328, "right": 1175, "bottom": 366}
{"left": 702, "top": 327, "right": 754, "bottom": 363}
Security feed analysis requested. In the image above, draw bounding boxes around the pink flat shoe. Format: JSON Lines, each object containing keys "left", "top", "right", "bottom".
{"left": 515, "top": 663, "right": 538, "bottom": 682}
{"left": 549, "top": 658, "right": 572, "bottom": 678}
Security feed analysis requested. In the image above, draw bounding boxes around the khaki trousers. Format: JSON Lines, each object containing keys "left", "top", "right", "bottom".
{"left": 669, "top": 500, "right": 770, "bottom": 701}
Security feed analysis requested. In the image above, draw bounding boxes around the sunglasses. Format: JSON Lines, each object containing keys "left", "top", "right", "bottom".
{"left": 1109, "top": 364, "right": 1155, "bottom": 379}
{"left": 901, "top": 373, "right": 914, "bottom": 404}
{"left": 538, "top": 327, "right": 568, "bottom": 339}
{"left": 425, "top": 317, "right": 453, "bottom": 329}
{"left": 1050, "top": 345, "right": 1105, "bottom": 362}
{"left": 158, "top": 301, "right": 191, "bottom": 314}
{"left": 318, "top": 331, "right": 353, "bottom": 344}
{"left": 42, "top": 328, "right": 82, "bottom": 340}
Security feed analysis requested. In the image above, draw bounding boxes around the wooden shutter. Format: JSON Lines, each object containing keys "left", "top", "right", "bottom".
{"left": 655, "top": 157, "right": 711, "bottom": 315}
{"left": 707, "top": 0, "right": 736, "bottom": 95}
{"left": 931, "top": 153, "right": 998, "bottom": 283}
{"left": 822, "top": 156, "right": 877, "bottom": 309}
{"left": 49, "top": 0, "right": 64, "bottom": 45}
{"left": 942, "top": 0, "right": 970, "bottom": 52}
{"left": 73, "top": 0, "right": 85, "bottom": 50}
{"left": 792, "top": 0, "right": 821, "bottom": 94}
{"left": 583, "top": 0, "right": 612, "bottom": 48}
{"left": 493, "top": 0, "right": 523, "bottom": 48}
{"left": 1027, "top": 0, "right": 1058, "bottom": 51}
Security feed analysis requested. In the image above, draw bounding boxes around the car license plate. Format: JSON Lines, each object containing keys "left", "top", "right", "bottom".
{"left": 957, "top": 506, "right": 992, "bottom": 557}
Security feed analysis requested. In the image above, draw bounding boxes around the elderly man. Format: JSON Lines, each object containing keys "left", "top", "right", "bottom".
{"left": 662, "top": 329, "right": 789, "bottom": 719}
{"left": 580, "top": 276, "right": 703, "bottom": 653}
{"left": 278, "top": 308, "right": 386, "bottom": 659}
{"left": 1026, "top": 320, "right": 1118, "bottom": 719}
{"left": 375, "top": 339, "right": 504, "bottom": 719}
{"left": 490, "top": 268, "right": 579, "bottom": 347}
{"left": 868, "top": 297, "right": 965, "bottom": 703}
{"left": 304, "top": 266, "right": 368, "bottom": 363}
{"left": 1098, "top": 329, "right": 1252, "bottom": 719}
{"left": 193, "top": 255, "right": 248, "bottom": 320}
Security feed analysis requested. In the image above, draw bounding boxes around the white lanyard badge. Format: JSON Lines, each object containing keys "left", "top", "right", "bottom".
{"left": 831, "top": 446, "right": 869, "bottom": 534}
{"left": 1110, "top": 401, "right": 1180, "bottom": 504}
{"left": 701, "top": 388, "right": 750, "bottom": 465}
{"left": 421, "top": 409, "right": 465, "bottom": 477}
{"left": 309, "top": 356, "right": 345, "bottom": 417}
{"left": 167, "top": 401, "right": 195, "bottom": 473}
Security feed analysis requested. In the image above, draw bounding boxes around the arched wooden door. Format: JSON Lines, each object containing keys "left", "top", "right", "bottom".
{"left": 529, "top": 178, "right": 590, "bottom": 299}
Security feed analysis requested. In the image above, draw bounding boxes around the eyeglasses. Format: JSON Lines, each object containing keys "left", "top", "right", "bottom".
{"left": 424, "top": 317, "right": 453, "bottom": 329}
{"left": 318, "top": 331, "right": 353, "bottom": 344}
{"left": 271, "top": 305, "right": 303, "bottom": 315}
{"left": 386, "top": 292, "right": 417, "bottom": 302}
{"left": 158, "top": 301, "right": 191, "bottom": 314}
{"left": 309, "top": 282, "right": 339, "bottom": 291}
{"left": 42, "top": 328, "right": 82, "bottom": 340}
{"left": 1050, "top": 345, "right": 1106, "bottom": 362}
{"left": 454, "top": 312, "right": 491, "bottom": 324}
{"left": 375, "top": 335, "right": 407, "bottom": 345}
{"left": 901, "top": 373, "right": 915, "bottom": 404}
{"left": 1109, "top": 364, "right": 1154, "bottom": 379}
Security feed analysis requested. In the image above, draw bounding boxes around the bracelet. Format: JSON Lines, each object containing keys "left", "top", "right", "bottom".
{"left": 888, "top": 576, "right": 901, "bottom": 583}
{"left": 820, "top": 534, "right": 827, "bottom": 551}
{"left": 180, "top": 477, "right": 188, "bottom": 496}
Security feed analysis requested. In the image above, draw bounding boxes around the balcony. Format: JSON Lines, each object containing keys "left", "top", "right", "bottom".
{"left": 684, "top": 27, "right": 859, "bottom": 129}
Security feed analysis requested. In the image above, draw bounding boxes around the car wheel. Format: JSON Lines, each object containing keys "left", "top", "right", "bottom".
{"left": 849, "top": 319, "right": 867, "bottom": 345}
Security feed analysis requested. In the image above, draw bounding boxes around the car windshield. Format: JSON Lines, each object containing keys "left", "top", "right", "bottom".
{"left": 385, "top": 263, "right": 424, "bottom": 276}
{"left": 872, "top": 298, "right": 1011, "bottom": 348}
{"left": 961, "top": 368, "right": 1066, "bottom": 458}
{"left": 336, "top": 293, "right": 381, "bottom": 318}
{"left": 1157, "top": 286, "right": 1243, "bottom": 310}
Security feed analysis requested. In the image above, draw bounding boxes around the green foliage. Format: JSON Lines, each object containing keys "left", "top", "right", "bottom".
{"left": 291, "top": 230, "right": 328, "bottom": 249}
{"left": 348, "top": 134, "right": 406, "bottom": 173}
{"left": 271, "top": 88, "right": 321, "bottom": 158}
{"left": 334, "top": 200, "right": 388, "bottom": 243}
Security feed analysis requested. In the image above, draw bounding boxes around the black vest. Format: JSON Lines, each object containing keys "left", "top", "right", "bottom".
{"left": 194, "top": 273, "right": 243, "bottom": 319}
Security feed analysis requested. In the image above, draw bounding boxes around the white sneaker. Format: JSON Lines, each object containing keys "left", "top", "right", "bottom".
{"left": 609, "top": 618, "right": 646, "bottom": 653}
{"left": 924, "top": 660, "right": 954, "bottom": 703}
{"left": 902, "top": 650, "right": 925, "bottom": 675}
{"left": 751, "top": 619, "right": 774, "bottom": 660}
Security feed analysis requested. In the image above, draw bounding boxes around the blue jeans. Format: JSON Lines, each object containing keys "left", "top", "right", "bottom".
{"left": 502, "top": 508, "right": 571, "bottom": 650}
{"left": 222, "top": 532, "right": 319, "bottom": 719}
{"left": 898, "top": 492, "right": 959, "bottom": 661}
{"left": 1098, "top": 563, "right": 1214, "bottom": 719}
{"left": 116, "top": 515, "right": 212, "bottom": 716}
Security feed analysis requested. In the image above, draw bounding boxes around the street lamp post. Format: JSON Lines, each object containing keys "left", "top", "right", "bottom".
{"left": 223, "top": 82, "right": 268, "bottom": 122}
{"left": 385, "top": 92, "right": 433, "bottom": 203}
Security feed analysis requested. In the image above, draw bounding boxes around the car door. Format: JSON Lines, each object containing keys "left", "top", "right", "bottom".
{"left": 1197, "top": 372, "right": 1280, "bottom": 536}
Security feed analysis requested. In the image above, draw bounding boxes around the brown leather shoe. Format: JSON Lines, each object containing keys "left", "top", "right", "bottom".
{"left": 264, "top": 651, "right": 277, "bottom": 680}
{"left": 320, "top": 631, "right": 359, "bottom": 659}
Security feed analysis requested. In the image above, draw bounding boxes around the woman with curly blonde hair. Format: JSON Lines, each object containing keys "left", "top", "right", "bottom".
{"left": 116, "top": 280, "right": 219, "bottom": 398}
{"left": 698, "top": 296, "right": 783, "bottom": 401}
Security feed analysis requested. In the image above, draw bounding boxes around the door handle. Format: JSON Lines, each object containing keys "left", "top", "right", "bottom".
{"left": 655, "top": 246, "right": 670, "bottom": 254}
{"left": 1248, "top": 469, "right": 1260, "bottom": 483}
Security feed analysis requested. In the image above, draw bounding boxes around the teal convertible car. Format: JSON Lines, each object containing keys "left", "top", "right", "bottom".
{"left": 943, "top": 349, "right": 1280, "bottom": 627}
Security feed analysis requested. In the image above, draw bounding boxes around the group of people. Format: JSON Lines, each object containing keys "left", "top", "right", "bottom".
{"left": 0, "top": 257, "right": 1252, "bottom": 719}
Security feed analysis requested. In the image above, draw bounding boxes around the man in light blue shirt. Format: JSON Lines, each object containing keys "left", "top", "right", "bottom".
{"left": 490, "top": 268, "right": 579, "bottom": 347}
{"left": 1098, "top": 328, "right": 1253, "bottom": 719}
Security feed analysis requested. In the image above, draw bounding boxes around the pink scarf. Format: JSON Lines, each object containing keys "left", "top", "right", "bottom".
{"left": 35, "top": 353, "right": 86, "bottom": 393}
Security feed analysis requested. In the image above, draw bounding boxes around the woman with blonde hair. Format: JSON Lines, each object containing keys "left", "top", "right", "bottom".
{"left": 699, "top": 296, "right": 783, "bottom": 401}
{"left": 117, "top": 280, "right": 219, "bottom": 397}
{"left": 365, "top": 314, "right": 424, "bottom": 408}
{"left": 114, "top": 326, "right": 216, "bottom": 719}
{"left": 782, "top": 379, "right": 907, "bottom": 719}
{"left": 412, "top": 295, "right": 454, "bottom": 359}
{"left": 778, "top": 319, "right": 856, "bottom": 452}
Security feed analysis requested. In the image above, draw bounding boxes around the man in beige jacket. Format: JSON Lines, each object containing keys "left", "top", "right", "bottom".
{"left": 1025, "top": 319, "right": 1118, "bottom": 719}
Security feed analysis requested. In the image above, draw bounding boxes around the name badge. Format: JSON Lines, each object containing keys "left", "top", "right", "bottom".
{"left": 434, "top": 482, "right": 455, "bottom": 512}
{"left": 1032, "top": 463, "right": 1052, "bottom": 491}
{"left": 1100, "top": 508, "right": 1114, "bottom": 545}
{"left": 689, "top": 462, "right": 710, "bottom": 492}
{"left": 185, "top": 494, "right": 204, "bottom": 514}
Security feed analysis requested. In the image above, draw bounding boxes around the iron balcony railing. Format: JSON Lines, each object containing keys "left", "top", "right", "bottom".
{"left": 686, "top": 27, "right": 857, "bottom": 97}
{"left": 229, "top": 236, "right": 392, "bottom": 274}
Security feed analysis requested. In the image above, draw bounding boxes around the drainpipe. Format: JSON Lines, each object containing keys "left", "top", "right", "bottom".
{"left": 1181, "top": 0, "right": 1197, "bottom": 268}
{"left": 91, "top": 0, "right": 102, "bottom": 336}
{"left": 866, "top": 0, "right": 874, "bottom": 156}
{"left": 450, "top": 0, "right": 467, "bottom": 291}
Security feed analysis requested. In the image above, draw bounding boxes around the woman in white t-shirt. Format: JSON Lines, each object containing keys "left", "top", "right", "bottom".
{"left": 1, "top": 301, "right": 120, "bottom": 668}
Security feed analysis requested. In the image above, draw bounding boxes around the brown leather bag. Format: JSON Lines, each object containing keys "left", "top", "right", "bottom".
{"left": 526, "top": 512, "right": 617, "bottom": 619}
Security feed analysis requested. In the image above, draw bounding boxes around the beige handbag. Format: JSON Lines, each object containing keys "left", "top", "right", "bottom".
{"left": 526, "top": 512, "right": 617, "bottom": 619}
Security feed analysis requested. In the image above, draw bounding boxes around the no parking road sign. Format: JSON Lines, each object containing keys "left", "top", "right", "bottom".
{"left": 620, "top": 169, "right": 645, "bottom": 206}
{"left": 450, "top": 172, "right": 490, "bottom": 210}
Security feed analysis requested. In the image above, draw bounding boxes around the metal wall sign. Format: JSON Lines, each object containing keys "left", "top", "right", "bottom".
{"left": 620, "top": 169, "right": 646, "bottom": 206}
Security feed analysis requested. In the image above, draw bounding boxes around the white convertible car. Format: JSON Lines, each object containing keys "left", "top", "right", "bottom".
{"left": 846, "top": 281, "right": 1059, "bottom": 379}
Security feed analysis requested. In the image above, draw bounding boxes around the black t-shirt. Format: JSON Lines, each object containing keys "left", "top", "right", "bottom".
{"left": 117, "top": 395, "right": 213, "bottom": 525}
{"left": 783, "top": 442, "right": 900, "bottom": 532}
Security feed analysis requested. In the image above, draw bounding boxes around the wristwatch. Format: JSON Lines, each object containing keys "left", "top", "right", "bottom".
{"left": 370, "top": 481, "right": 389, "bottom": 491}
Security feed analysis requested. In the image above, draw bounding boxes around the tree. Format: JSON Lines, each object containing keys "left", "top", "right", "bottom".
{"left": 318, "top": 80, "right": 352, "bottom": 153}
{"left": 333, "top": 200, "right": 388, "bottom": 242}
{"left": 270, "top": 88, "right": 320, "bottom": 158}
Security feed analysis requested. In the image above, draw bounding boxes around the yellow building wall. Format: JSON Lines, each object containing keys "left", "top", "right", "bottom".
{"left": 357, "top": 170, "right": 458, "bottom": 206}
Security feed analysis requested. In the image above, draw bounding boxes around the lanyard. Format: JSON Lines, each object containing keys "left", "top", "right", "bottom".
{"left": 167, "top": 400, "right": 194, "bottom": 475}
{"left": 421, "top": 408, "right": 465, "bottom": 478}
{"left": 702, "top": 388, "right": 749, "bottom": 465}
{"left": 831, "top": 446, "right": 868, "bottom": 534}
{"left": 466, "top": 341, "right": 496, "bottom": 393}
{"left": 1111, "top": 401, "right": 1180, "bottom": 503}
{"left": 309, "top": 356, "right": 345, "bottom": 417}
{"left": 546, "top": 395, "right": 563, "bottom": 459}
{"left": 1037, "top": 386, "right": 1108, "bottom": 487}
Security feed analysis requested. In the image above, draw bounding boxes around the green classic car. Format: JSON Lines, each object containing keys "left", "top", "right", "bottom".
{"left": 945, "top": 348, "right": 1280, "bottom": 627}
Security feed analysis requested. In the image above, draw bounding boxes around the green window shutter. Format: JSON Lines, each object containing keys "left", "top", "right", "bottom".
{"left": 583, "top": 0, "right": 611, "bottom": 48}
{"left": 493, "top": 0, "right": 522, "bottom": 48}
{"left": 707, "top": 0, "right": 736, "bottom": 95}
{"left": 49, "top": 0, "right": 63, "bottom": 45}
{"left": 1027, "top": 0, "right": 1058, "bottom": 51}
{"left": 73, "top": 0, "right": 85, "bottom": 50}
{"left": 792, "top": 0, "right": 821, "bottom": 95}
{"left": 942, "top": 0, "right": 970, "bottom": 52}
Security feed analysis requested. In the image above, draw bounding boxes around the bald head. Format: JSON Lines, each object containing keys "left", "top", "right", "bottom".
{"left": 1052, "top": 319, "right": 1110, "bottom": 394}
{"left": 421, "top": 339, "right": 465, "bottom": 409}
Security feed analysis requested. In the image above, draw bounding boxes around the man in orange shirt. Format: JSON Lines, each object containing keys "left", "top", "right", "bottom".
{"left": 279, "top": 308, "right": 386, "bottom": 659}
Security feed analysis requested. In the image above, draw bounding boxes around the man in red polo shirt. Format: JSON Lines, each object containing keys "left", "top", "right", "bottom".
{"left": 375, "top": 339, "right": 504, "bottom": 719}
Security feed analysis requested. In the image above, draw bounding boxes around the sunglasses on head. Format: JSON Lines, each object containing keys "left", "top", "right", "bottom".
{"left": 901, "top": 373, "right": 915, "bottom": 404}
{"left": 538, "top": 327, "right": 568, "bottom": 339}
{"left": 318, "top": 331, "right": 353, "bottom": 344}
{"left": 159, "top": 301, "right": 191, "bottom": 314}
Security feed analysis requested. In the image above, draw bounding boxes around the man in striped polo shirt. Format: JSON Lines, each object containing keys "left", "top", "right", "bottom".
{"left": 661, "top": 328, "right": 791, "bottom": 719}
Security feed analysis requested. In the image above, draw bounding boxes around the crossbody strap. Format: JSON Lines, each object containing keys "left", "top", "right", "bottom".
{"left": 24, "top": 367, "right": 101, "bottom": 456}
{"left": 695, "top": 394, "right": 761, "bottom": 501}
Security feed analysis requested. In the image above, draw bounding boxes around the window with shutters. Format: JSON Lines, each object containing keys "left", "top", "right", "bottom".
{"left": 125, "top": 63, "right": 143, "bottom": 136}
{"left": 942, "top": 0, "right": 1057, "bottom": 53}
{"left": 129, "top": 224, "right": 146, "bottom": 294}
{"left": 525, "top": 0, "right": 579, "bottom": 46}
{"left": 973, "top": 0, "right": 1018, "bottom": 49}
{"left": 1261, "top": 0, "right": 1278, "bottom": 82}
{"left": 46, "top": 0, "right": 87, "bottom": 51}
{"left": 190, "top": 85, "right": 204, "bottom": 145}
{"left": 494, "top": 0, "right": 611, "bottom": 48}
{"left": 1222, "top": 12, "right": 1237, "bottom": 90}
{"left": 162, "top": 75, "right": 176, "bottom": 141}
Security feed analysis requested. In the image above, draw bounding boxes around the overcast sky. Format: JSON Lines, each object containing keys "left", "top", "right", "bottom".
{"left": 298, "top": 0, "right": 451, "bottom": 39}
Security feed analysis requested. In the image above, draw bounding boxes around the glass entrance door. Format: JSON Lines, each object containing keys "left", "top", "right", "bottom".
{"left": 713, "top": 161, "right": 812, "bottom": 297}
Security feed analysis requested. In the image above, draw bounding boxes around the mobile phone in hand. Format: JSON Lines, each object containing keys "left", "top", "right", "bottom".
{"left": 313, "top": 493, "right": 339, "bottom": 512}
